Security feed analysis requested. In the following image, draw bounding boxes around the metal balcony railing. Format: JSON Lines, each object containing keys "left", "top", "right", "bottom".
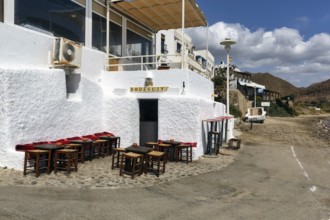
{"left": 107, "top": 54, "right": 213, "bottom": 79}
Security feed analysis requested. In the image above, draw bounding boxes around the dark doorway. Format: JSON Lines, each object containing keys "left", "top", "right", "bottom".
{"left": 0, "top": 0, "right": 3, "bottom": 22}
{"left": 139, "top": 99, "right": 158, "bottom": 146}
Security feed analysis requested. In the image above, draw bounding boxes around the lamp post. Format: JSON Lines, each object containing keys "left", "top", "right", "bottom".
{"left": 220, "top": 38, "right": 236, "bottom": 115}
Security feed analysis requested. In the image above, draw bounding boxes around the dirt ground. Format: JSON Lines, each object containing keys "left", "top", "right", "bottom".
{"left": 0, "top": 114, "right": 330, "bottom": 220}
{"left": 239, "top": 114, "right": 330, "bottom": 148}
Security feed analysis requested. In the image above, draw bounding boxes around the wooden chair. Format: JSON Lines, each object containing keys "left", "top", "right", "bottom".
{"left": 111, "top": 147, "right": 126, "bottom": 169}
{"left": 23, "top": 149, "right": 51, "bottom": 177}
{"left": 65, "top": 143, "right": 84, "bottom": 163}
{"left": 157, "top": 144, "right": 171, "bottom": 158}
{"left": 93, "top": 139, "right": 108, "bottom": 157}
{"left": 228, "top": 138, "right": 241, "bottom": 150}
{"left": 119, "top": 152, "right": 144, "bottom": 179}
{"left": 177, "top": 144, "right": 192, "bottom": 163}
{"left": 54, "top": 149, "right": 78, "bottom": 175}
{"left": 145, "top": 150, "right": 167, "bottom": 177}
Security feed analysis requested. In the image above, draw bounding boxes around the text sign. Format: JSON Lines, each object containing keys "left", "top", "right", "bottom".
{"left": 261, "top": 102, "right": 270, "bottom": 107}
{"left": 130, "top": 86, "right": 169, "bottom": 93}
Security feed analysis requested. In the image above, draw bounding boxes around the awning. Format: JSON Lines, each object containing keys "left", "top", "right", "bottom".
{"left": 238, "top": 80, "right": 266, "bottom": 90}
{"left": 112, "top": 0, "right": 207, "bottom": 31}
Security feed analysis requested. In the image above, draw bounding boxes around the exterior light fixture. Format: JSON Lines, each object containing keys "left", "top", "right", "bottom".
{"left": 220, "top": 38, "right": 236, "bottom": 115}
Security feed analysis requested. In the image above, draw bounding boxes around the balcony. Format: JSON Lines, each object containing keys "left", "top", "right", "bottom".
{"left": 107, "top": 53, "right": 213, "bottom": 79}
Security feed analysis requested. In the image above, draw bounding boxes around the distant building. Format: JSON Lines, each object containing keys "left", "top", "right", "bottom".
{"left": 156, "top": 29, "right": 215, "bottom": 79}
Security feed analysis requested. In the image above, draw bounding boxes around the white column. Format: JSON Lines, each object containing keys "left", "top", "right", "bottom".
{"left": 206, "top": 23, "right": 209, "bottom": 78}
{"left": 4, "top": 0, "right": 14, "bottom": 24}
{"left": 85, "top": 0, "right": 92, "bottom": 48}
{"left": 106, "top": 0, "right": 110, "bottom": 56}
{"left": 226, "top": 50, "right": 230, "bottom": 115}
{"left": 181, "top": 0, "right": 185, "bottom": 69}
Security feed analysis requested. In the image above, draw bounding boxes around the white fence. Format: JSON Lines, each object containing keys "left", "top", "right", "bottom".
{"left": 107, "top": 54, "right": 213, "bottom": 79}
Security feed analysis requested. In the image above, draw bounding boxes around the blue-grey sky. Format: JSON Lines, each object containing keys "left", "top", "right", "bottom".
{"left": 187, "top": 0, "right": 330, "bottom": 87}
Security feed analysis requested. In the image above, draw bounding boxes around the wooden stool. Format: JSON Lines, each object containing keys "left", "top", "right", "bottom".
{"left": 145, "top": 142, "right": 159, "bottom": 150}
{"left": 119, "top": 152, "right": 144, "bottom": 179}
{"left": 146, "top": 151, "right": 167, "bottom": 177}
{"left": 94, "top": 140, "right": 109, "bottom": 157}
{"left": 54, "top": 149, "right": 78, "bottom": 175}
{"left": 92, "top": 141, "right": 102, "bottom": 159}
{"left": 111, "top": 147, "right": 126, "bottom": 169}
{"left": 228, "top": 138, "right": 241, "bottom": 150}
{"left": 157, "top": 144, "right": 171, "bottom": 158}
{"left": 65, "top": 143, "right": 84, "bottom": 163}
{"left": 23, "top": 149, "right": 51, "bottom": 177}
{"left": 177, "top": 144, "right": 192, "bottom": 163}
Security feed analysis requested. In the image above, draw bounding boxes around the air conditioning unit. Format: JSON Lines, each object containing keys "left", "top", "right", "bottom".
{"left": 52, "top": 37, "right": 82, "bottom": 68}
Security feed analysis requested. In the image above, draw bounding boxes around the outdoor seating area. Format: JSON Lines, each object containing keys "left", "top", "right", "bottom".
{"left": 17, "top": 136, "right": 197, "bottom": 179}
{"left": 17, "top": 131, "right": 120, "bottom": 177}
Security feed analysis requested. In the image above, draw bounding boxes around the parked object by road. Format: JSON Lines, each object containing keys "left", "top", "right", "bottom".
{"left": 244, "top": 107, "right": 267, "bottom": 123}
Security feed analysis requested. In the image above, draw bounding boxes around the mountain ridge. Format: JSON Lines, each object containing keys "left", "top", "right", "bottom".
{"left": 249, "top": 72, "right": 329, "bottom": 102}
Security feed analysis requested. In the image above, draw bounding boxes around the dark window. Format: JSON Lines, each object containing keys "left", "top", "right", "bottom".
{"left": 92, "top": 13, "right": 122, "bottom": 56}
{"left": 127, "top": 29, "right": 152, "bottom": 56}
{"left": 0, "top": 0, "right": 3, "bottom": 22}
{"left": 15, "top": 0, "right": 85, "bottom": 43}
{"left": 127, "top": 29, "right": 152, "bottom": 68}
{"left": 161, "top": 34, "right": 165, "bottom": 54}
{"left": 176, "top": 42, "right": 181, "bottom": 53}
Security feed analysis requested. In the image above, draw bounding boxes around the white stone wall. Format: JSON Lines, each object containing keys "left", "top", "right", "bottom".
{"left": 102, "top": 95, "right": 139, "bottom": 147}
{"left": 102, "top": 69, "right": 214, "bottom": 100}
{"left": 0, "top": 68, "right": 108, "bottom": 169}
{"left": 0, "top": 23, "right": 231, "bottom": 169}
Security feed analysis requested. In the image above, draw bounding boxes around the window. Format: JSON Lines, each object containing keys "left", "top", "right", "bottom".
{"left": 176, "top": 42, "right": 182, "bottom": 53}
{"left": 92, "top": 13, "right": 122, "bottom": 55}
{"left": 127, "top": 29, "right": 151, "bottom": 56}
{"left": 0, "top": 0, "right": 3, "bottom": 22}
{"left": 15, "top": 0, "right": 85, "bottom": 43}
{"left": 161, "top": 34, "right": 167, "bottom": 54}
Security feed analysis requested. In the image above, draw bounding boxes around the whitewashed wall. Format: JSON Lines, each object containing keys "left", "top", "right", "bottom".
{"left": 0, "top": 23, "right": 230, "bottom": 169}
{"left": 102, "top": 69, "right": 214, "bottom": 100}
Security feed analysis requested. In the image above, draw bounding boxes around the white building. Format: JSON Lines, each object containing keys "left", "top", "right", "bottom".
{"left": 156, "top": 29, "right": 215, "bottom": 79}
{"left": 0, "top": 0, "right": 233, "bottom": 170}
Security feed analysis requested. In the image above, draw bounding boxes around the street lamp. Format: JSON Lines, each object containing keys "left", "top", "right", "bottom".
{"left": 220, "top": 38, "right": 236, "bottom": 115}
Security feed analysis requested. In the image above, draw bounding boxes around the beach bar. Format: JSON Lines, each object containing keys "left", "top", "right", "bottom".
{"left": 0, "top": 0, "right": 234, "bottom": 170}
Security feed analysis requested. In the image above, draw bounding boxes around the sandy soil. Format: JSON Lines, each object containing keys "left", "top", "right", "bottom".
{"left": 239, "top": 114, "right": 330, "bottom": 149}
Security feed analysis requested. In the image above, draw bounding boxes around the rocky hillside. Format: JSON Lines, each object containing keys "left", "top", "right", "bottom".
{"left": 250, "top": 72, "right": 299, "bottom": 96}
{"left": 293, "top": 79, "right": 330, "bottom": 102}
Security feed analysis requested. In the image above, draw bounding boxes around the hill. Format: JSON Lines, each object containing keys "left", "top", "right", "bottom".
{"left": 250, "top": 72, "right": 299, "bottom": 96}
{"left": 294, "top": 79, "right": 330, "bottom": 103}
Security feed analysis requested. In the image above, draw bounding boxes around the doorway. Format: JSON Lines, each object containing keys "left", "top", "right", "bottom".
{"left": 139, "top": 99, "right": 158, "bottom": 146}
{"left": 0, "top": 0, "right": 3, "bottom": 22}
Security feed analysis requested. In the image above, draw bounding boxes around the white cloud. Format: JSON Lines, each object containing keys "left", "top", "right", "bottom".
{"left": 186, "top": 22, "right": 330, "bottom": 87}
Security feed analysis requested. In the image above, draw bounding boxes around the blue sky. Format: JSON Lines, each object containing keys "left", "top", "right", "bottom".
{"left": 186, "top": 0, "right": 330, "bottom": 87}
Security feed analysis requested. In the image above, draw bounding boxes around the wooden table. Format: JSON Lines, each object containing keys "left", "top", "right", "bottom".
{"left": 124, "top": 146, "right": 153, "bottom": 172}
{"left": 161, "top": 140, "right": 182, "bottom": 162}
{"left": 69, "top": 140, "right": 94, "bottom": 161}
{"left": 99, "top": 136, "right": 121, "bottom": 154}
{"left": 126, "top": 146, "right": 153, "bottom": 155}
